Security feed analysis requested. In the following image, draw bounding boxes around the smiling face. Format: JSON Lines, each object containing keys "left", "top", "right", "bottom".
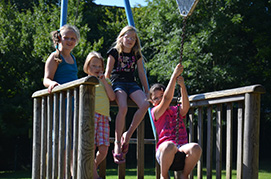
{"left": 151, "top": 89, "right": 164, "bottom": 106}
{"left": 60, "top": 30, "right": 77, "bottom": 51}
{"left": 122, "top": 31, "right": 137, "bottom": 53}
{"left": 88, "top": 57, "right": 103, "bottom": 77}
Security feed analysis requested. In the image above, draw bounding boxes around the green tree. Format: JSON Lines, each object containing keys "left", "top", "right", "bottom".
{"left": 0, "top": 0, "right": 102, "bottom": 169}
{"left": 134, "top": 0, "right": 271, "bottom": 159}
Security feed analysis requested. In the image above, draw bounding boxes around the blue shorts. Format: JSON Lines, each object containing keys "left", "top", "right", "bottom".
{"left": 112, "top": 82, "right": 142, "bottom": 96}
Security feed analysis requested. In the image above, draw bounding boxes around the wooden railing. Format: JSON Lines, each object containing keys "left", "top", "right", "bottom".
{"left": 31, "top": 79, "right": 265, "bottom": 179}
{"left": 177, "top": 84, "right": 265, "bottom": 179}
{"left": 31, "top": 76, "right": 99, "bottom": 179}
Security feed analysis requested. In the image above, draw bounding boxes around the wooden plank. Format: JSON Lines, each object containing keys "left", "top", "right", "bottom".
{"left": 189, "top": 95, "right": 244, "bottom": 107}
{"left": 58, "top": 92, "right": 65, "bottom": 179}
{"left": 32, "top": 76, "right": 99, "bottom": 98}
{"left": 197, "top": 107, "right": 203, "bottom": 179}
{"left": 52, "top": 93, "right": 59, "bottom": 178}
{"left": 137, "top": 120, "right": 145, "bottom": 179}
{"left": 156, "top": 160, "right": 160, "bottom": 179}
{"left": 65, "top": 90, "right": 73, "bottom": 179}
{"left": 226, "top": 103, "right": 233, "bottom": 179}
{"left": 206, "top": 106, "right": 213, "bottom": 179}
{"left": 99, "top": 159, "right": 106, "bottom": 179}
{"left": 243, "top": 93, "right": 261, "bottom": 179}
{"left": 46, "top": 95, "right": 53, "bottom": 179}
{"left": 77, "top": 84, "right": 96, "bottom": 178}
{"left": 236, "top": 102, "right": 243, "bottom": 179}
{"left": 109, "top": 137, "right": 155, "bottom": 145}
{"left": 118, "top": 162, "right": 126, "bottom": 179}
{"left": 40, "top": 96, "right": 47, "bottom": 179}
{"left": 216, "top": 104, "right": 222, "bottom": 179}
{"left": 72, "top": 87, "right": 79, "bottom": 178}
{"left": 188, "top": 84, "right": 265, "bottom": 102}
{"left": 188, "top": 109, "right": 194, "bottom": 179}
{"left": 32, "top": 98, "right": 41, "bottom": 179}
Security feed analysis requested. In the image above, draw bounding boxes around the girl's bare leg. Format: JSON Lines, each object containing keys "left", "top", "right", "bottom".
{"left": 158, "top": 141, "right": 178, "bottom": 179}
{"left": 122, "top": 90, "right": 149, "bottom": 143}
{"left": 114, "top": 90, "right": 128, "bottom": 154}
{"left": 95, "top": 145, "right": 108, "bottom": 167}
{"left": 179, "top": 143, "right": 202, "bottom": 179}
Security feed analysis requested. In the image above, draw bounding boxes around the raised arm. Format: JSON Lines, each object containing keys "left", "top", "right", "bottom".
{"left": 176, "top": 76, "right": 190, "bottom": 116}
{"left": 153, "top": 63, "right": 184, "bottom": 120}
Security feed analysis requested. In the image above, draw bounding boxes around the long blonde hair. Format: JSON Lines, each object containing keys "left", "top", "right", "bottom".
{"left": 114, "top": 25, "right": 142, "bottom": 58}
{"left": 83, "top": 51, "right": 104, "bottom": 74}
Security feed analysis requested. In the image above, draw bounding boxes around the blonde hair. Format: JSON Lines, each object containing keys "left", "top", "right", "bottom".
{"left": 114, "top": 25, "right": 142, "bottom": 58}
{"left": 50, "top": 24, "right": 80, "bottom": 63}
{"left": 83, "top": 51, "right": 104, "bottom": 74}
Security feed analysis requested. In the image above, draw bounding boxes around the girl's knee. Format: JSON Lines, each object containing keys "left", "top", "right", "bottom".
{"left": 140, "top": 100, "right": 149, "bottom": 111}
{"left": 191, "top": 143, "right": 202, "bottom": 157}
{"left": 163, "top": 142, "right": 176, "bottom": 153}
{"left": 118, "top": 105, "right": 128, "bottom": 114}
{"left": 98, "top": 146, "right": 109, "bottom": 157}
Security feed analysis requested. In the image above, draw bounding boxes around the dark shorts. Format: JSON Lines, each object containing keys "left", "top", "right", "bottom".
{"left": 112, "top": 81, "right": 142, "bottom": 96}
{"left": 156, "top": 146, "right": 186, "bottom": 171}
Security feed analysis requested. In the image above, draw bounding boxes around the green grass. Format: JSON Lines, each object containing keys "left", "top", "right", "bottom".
{"left": 1, "top": 163, "right": 270, "bottom": 179}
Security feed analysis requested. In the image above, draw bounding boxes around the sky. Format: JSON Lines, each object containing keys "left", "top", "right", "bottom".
{"left": 94, "top": 0, "right": 148, "bottom": 7}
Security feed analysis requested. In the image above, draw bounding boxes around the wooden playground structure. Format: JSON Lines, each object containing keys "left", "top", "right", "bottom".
{"left": 31, "top": 75, "right": 265, "bottom": 179}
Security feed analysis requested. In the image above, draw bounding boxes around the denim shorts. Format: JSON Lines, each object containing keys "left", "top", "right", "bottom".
{"left": 112, "top": 81, "right": 141, "bottom": 96}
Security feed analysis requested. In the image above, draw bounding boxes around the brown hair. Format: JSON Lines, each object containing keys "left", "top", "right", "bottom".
{"left": 149, "top": 83, "right": 165, "bottom": 101}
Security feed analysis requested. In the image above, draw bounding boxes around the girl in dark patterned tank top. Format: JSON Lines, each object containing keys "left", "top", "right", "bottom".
{"left": 105, "top": 26, "right": 149, "bottom": 164}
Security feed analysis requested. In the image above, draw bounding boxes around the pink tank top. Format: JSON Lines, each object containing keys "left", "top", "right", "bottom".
{"left": 151, "top": 106, "right": 188, "bottom": 150}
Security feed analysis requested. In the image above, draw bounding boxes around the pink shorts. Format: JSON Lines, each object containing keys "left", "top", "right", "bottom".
{"left": 94, "top": 113, "right": 110, "bottom": 146}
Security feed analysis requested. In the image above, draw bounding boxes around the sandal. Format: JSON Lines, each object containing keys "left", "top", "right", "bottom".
{"left": 112, "top": 150, "right": 125, "bottom": 164}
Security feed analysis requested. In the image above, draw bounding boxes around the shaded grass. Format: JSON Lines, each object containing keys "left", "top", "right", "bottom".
{"left": 1, "top": 161, "right": 270, "bottom": 179}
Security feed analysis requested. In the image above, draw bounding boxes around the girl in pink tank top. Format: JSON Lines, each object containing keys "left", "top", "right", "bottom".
{"left": 149, "top": 63, "right": 202, "bottom": 179}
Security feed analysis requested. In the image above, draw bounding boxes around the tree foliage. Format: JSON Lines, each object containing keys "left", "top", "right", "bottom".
{"left": 0, "top": 0, "right": 271, "bottom": 170}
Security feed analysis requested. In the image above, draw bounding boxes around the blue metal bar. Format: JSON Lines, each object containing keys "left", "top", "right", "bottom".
{"left": 60, "top": 0, "right": 68, "bottom": 27}
{"left": 123, "top": 0, "right": 135, "bottom": 27}
{"left": 123, "top": 0, "right": 156, "bottom": 140}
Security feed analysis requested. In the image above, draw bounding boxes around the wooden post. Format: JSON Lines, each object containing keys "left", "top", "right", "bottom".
{"left": 188, "top": 109, "right": 194, "bottom": 179}
{"left": 46, "top": 95, "right": 53, "bottom": 179}
{"left": 236, "top": 102, "right": 243, "bottom": 179}
{"left": 41, "top": 97, "right": 47, "bottom": 178}
{"left": 206, "top": 106, "right": 213, "bottom": 179}
{"left": 243, "top": 93, "right": 261, "bottom": 179}
{"left": 65, "top": 90, "right": 73, "bottom": 179}
{"left": 226, "top": 103, "right": 233, "bottom": 179}
{"left": 216, "top": 104, "right": 222, "bottom": 179}
{"left": 73, "top": 87, "right": 79, "bottom": 178}
{"left": 137, "top": 119, "right": 145, "bottom": 179}
{"left": 58, "top": 92, "right": 65, "bottom": 178}
{"left": 32, "top": 98, "right": 41, "bottom": 179}
{"left": 52, "top": 93, "right": 59, "bottom": 178}
{"left": 197, "top": 107, "right": 203, "bottom": 179}
{"left": 77, "top": 84, "right": 95, "bottom": 178}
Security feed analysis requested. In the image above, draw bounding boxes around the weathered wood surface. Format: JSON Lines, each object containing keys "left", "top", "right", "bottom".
{"left": 32, "top": 76, "right": 99, "bottom": 98}
{"left": 216, "top": 104, "right": 222, "bottom": 179}
{"left": 77, "top": 84, "right": 96, "bottom": 179}
{"left": 31, "top": 83, "right": 265, "bottom": 179}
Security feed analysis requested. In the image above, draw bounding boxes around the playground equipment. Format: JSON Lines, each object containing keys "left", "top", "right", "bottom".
{"left": 31, "top": 1, "right": 265, "bottom": 178}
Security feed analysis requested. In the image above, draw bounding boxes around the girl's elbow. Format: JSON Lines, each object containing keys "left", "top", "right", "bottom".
{"left": 109, "top": 94, "right": 116, "bottom": 101}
